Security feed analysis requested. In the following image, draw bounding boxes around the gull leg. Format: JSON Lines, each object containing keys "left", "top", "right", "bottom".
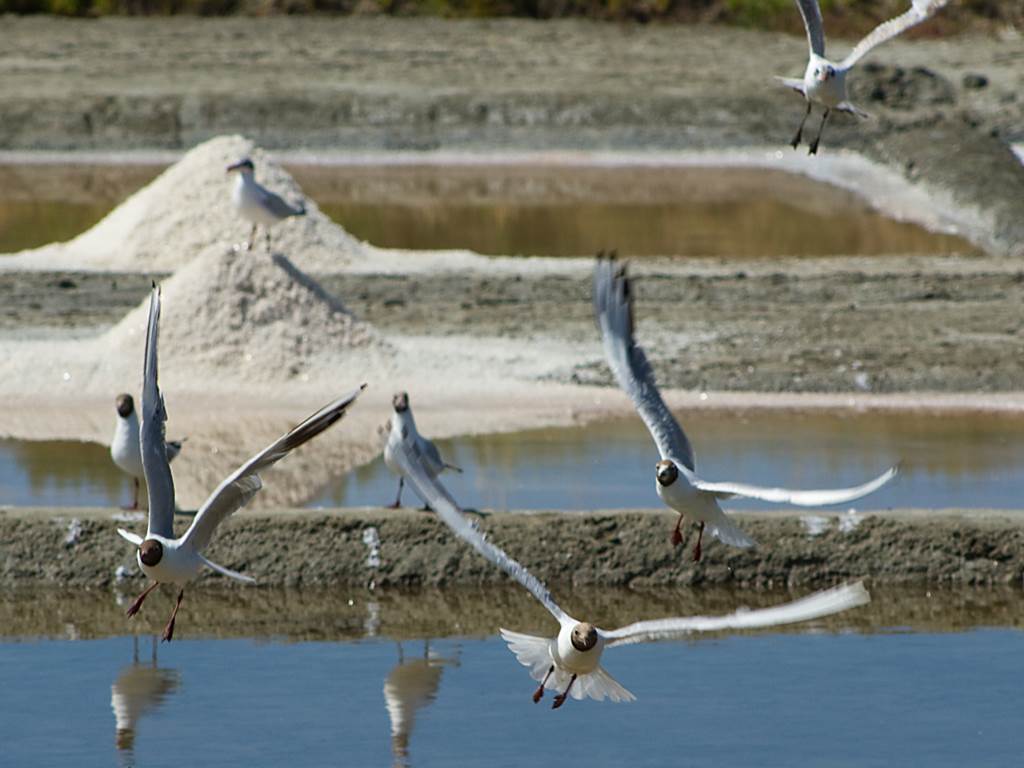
{"left": 692, "top": 522, "right": 706, "bottom": 563}
{"left": 552, "top": 674, "right": 577, "bottom": 709}
{"left": 790, "top": 101, "right": 812, "bottom": 149}
{"left": 533, "top": 665, "right": 554, "bottom": 703}
{"left": 265, "top": 229, "right": 272, "bottom": 253}
{"left": 245, "top": 224, "right": 257, "bottom": 251}
{"left": 671, "top": 513, "right": 685, "bottom": 547}
{"left": 387, "top": 477, "right": 404, "bottom": 509}
{"left": 162, "top": 588, "right": 184, "bottom": 643}
{"left": 126, "top": 581, "right": 160, "bottom": 618}
{"left": 809, "top": 108, "right": 830, "bottom": 155}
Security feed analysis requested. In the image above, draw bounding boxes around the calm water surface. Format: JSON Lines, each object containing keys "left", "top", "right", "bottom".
{"left": 1, "top": 585, "right": 1021, "bottom": 767}
{"left": 0, "top": 162, "right": 976, "bottom": 257}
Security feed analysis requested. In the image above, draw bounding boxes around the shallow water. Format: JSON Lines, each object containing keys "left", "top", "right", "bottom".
{"left": 4, "top": 408, "right": 1015, "bottom": 511}
{"left": 1, "top": 587, "right": 1022, "bottom": 767}
{"left": 0, "top": 162, "right": 975, "bottom": 257}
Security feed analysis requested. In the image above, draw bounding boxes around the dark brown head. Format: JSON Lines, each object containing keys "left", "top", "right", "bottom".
{"left": 656, "top": 459, "right": 678, "bottom": 487}
{"left": 226, "top": 157, "right": 255, "bottom": 174}
{"left": 115, "top": 393, "right": 134, "bottom": 419}
{"left": 570, "top": 622, "right": 599, "bottom": 652}
{"left": 139, "top": 539, "right": 163, "bottom": 567}
{"left": 392, "top": 392, "right": 409, "bottom": 413}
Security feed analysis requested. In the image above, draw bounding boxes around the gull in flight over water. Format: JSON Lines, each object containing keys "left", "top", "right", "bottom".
{"left": 390, "top": 428, "right": 871, "bottom": 707}
{"left": 778, "top": 0, "right": 949, "bottom": 153}
{"left": 226, "top": 157, "right": 306, "bottom": 252}
{"left": 383, "top": 391, "right": 461, "bottom": 509}
{"left": 111, "top": 393, "right": 183, "bottom": 510}
{"left": 117, "top": 284, "right": 365, "bottom": 641}
{"left": 594, "top": 254, "right": 898, "bottom": 561}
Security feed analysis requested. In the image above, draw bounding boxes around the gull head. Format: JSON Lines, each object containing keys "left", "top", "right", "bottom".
{"left": 814, "top": 63, "right": 837, "bottom": 83}
{"left": 392, "top": 391, "right": 410, "bottom": 413}
{"left": 139, "top": 539, "right": 164, "bottom": 567}
{"left": 115, "top": 393, "right": 134, "bottom": 419}
{"left": 226, "top": 158, "right": 255, "bottom": 175}
{"left": 570, "top": 622, "right": 599, "bottom": 652}
{"left": 655, "top": 459, "right": 678, "bottom": 487}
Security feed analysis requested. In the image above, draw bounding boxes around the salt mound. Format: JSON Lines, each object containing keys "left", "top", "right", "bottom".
{"left": 102, "top": 245, "right": 395, "bottom": 391}
{"left": 8, "top": 135, "right": 370, "bottom": 273}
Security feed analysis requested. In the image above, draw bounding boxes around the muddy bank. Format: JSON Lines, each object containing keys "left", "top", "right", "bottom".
{"left": 4, "top": 507, "right": 1023, "bottom": 591}
{"left": 1, "top": 17, "right": 1023, "bottom": 255}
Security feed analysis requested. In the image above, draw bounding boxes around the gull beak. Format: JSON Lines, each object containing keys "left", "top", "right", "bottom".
{"left": 226, "top": 161, "right": 243, "bottom": 173}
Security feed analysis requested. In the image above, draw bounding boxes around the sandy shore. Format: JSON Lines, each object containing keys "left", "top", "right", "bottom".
{"left": 5, "top": 506, "right": 1023, "bottom": 591}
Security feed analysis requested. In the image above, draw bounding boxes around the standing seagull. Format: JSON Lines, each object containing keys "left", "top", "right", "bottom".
{"left": 390, "top": 429, "right": 871, "bottom": 707}
{"left": 594, "top": 254, "right": 897, "bottom": 561}
{"left": 778, "top": 0, "right": 948, "bottom": 154}
{"left": 110, "top": 393, "right": 183, "bottom": 510}
{"left": 226, "top": 157, "right": 306, "bottom": 252}
{"left": 383, "top": 391, "right": 461, "bottom": 509}
{"left": 117, "top": 284, "right": 365, "bottom": 641}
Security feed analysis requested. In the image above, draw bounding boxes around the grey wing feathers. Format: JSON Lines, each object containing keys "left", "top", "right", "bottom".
{"left": 393, "top": 432, "right": 567, "bottom": 624}
{"left": 140, "top": 285, "right": 176, "bottom": 539}
{"left": 257, "top": 184, "right": 306, "bottom": 219}
{"left": 795, "top": 0, "right": 826, "bottom": 56}
{"left": 840, "top": 0, "right": 948, "bottom": 69}
{"left": 593, "top": 254, "right": 696, "bottom": 470}
{"left": 181, "top": 385, "right": 365, "bottom": 551}
{"left": 604, "top": 582, "right": 869, "bottom": 647}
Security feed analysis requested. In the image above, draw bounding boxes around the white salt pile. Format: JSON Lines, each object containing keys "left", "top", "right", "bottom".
{"left": 3, "top": 135, "right": 370, "bottom": 274}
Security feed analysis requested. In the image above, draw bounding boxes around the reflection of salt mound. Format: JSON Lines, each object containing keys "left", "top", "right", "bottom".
{"left": 104, "top": 245, "right": 394, "bottom": 388}
{"left": 14, "top": 134, "right": 369, "bottom": 273}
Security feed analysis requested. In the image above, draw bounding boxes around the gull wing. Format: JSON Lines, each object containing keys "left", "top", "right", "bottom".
{"left": 603, "top": 581, "right": 869, "bottom": 647}
{"left": 840, "top": 0, "right": 948, "bottom": 70}
{"left": 139, "top": 285, "right": 176, "bottom": 539}
{"left": 795, "top": 0, "right": 826, "bottom": 57}
{"left": 256, "top": 184, "right": 305, "bottom": 219}
{"left": 689, "top": 464, "right": 898, "bottom": 506}
{"left": 180, "top": 385, "right": 365, "bottom": 552}
{"left": 593, "top": 254, "right": 696, "bottom": 471}
{"left": 393, "top": 430, "right": 568, "bottom": 625}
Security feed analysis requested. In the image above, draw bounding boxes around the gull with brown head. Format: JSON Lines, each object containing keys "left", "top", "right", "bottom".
{"left": 383, "top": 391, "right": 461, "bottom": 510}
{"left": 110, "top": 392, "right": 184, "bottom": 510}
{"left": 226, "top": 157, "right": 306, "bottom": 252}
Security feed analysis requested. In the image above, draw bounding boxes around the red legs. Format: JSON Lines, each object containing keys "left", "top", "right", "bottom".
{"left": 552, "top": 674, "right": 577, "bottom": 709}
{"left": 533, "top": 665, "right": 554, "bottom": 703}
{"left": 387, "top": 477, "right": 404, "bottom": 509}
{"left": 809, "top": 108, "right": 830, "bottom": 155}
{"left": 126, "top": 582, "right": 160, "bottom": 618}
{"left": 671, "top": 513, "right": 684, "bottom": 547}
{"left": 162, "top": 589, "right": 185, "bottom": 643}
{"left": 791, "top": 101, "right": 812, "bottom": 148}
{"left": 692, "top": 522, "right": 706, "bottom": 563}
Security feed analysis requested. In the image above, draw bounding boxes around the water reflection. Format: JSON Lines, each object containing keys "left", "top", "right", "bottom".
{"left": 111, "top": 636, "right": 180, "bottom": 757}
{"left": 384, "top": 641, "right": 459, "bottom": 767}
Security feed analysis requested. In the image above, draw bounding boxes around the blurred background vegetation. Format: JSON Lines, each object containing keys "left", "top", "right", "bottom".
{"left": 0, "top": 0, "right": 1016, "bottom": 33}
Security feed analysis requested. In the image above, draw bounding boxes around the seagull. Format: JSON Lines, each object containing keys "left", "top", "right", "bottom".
{"left": 383, "top": 391, "right": 461, "bottom": 510}
{"left": 117, "top": 284, "right": 365, "bottom": 641}
{"left": 594, "top": 254, "right": 898, "bottom": 562}
{"left": 226, "top": 157, "right": 306, "bottom": 252}
{"left": 390, "top": 427, "right": 871, "bottom": 707}
{"left": 110, "top": 393, "right": 184, "bottom": 510}
{"left": 778, "top": 0, "right": 949, "bottom": 153}
{"left": 384, "top": 641, "right": 457, "bottom": 764}
{"left": 111, "top": 636, "right": 179, "bottom": 753}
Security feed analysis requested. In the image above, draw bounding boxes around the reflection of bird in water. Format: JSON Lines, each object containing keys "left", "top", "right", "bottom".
{"left": 383, "top": 641, "right": 458, "bottom": 767}
{"left": 111, "top": 636, "right": 180, "bottom": 754}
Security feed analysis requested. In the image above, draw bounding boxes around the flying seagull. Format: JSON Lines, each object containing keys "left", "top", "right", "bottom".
{"left": 383, "top": 391, "right": 461, "bottom": 509}
{"left": 117, "top": 284, "right": 365, "bottom": 641}
{"left": 226, "top": 157, "right": 306, "bottom": 252}
{"left": 593, "top": 254, "right": 897, "bottom": 561}
{"left": 110, "top": 393, "right": 183, "bottom": 510}
{"left": 777, "top": 0, "right": 949, "bottom": 153}
{"left": 390, "top": 427, "right": 871, "bottom": 707}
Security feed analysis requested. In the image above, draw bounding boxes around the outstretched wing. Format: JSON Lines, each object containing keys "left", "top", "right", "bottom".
{"left": 181, "top": 385, "right": 365, "bottom": 551}
{"left": 593, "top": 254, "right": 696, "bottom": 471}
{"left": 139, "top": 284, "right": 176, "bottom": 539}
{"left": 840, "top": 0, "right": 948, "bottom": 70}
{"left": 393, "top": 430, "right": 568, "bottom": 625}
{"left": 604, "top": 581, "right": 869, "bottom": 647}
{"left": 795, "top": 0, "right": 826, "bottom": 57}
{"left": 689, "top": 465, "right": 898, "bottom": 506}
{"left": 256, "top": 184, "right": 305, "bottom": 219}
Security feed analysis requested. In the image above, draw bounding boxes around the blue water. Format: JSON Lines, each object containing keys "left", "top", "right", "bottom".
{"left": 1, "top": 630, "right": 1021, "bottom": 767}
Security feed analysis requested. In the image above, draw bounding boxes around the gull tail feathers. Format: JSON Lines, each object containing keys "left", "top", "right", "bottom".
{"left": 198, "top": 554, "right": 256, "bottom": 584}
{"left": 775, "top": 76, "right": 806, "bottom": 95}
{"left": 706, "top": 507, "right": 756, "bottom": 549}
{"left": 837, "top": 101, "right": 870, "bottom": 119}
{"left": 500, "top": 628, "right": 553, "bottom": 680}
{"left": 575, "top": 666, "right": 636, "bottom": 703}
{"left": 443, "top": 462, "right": 463, "bottom": 473}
